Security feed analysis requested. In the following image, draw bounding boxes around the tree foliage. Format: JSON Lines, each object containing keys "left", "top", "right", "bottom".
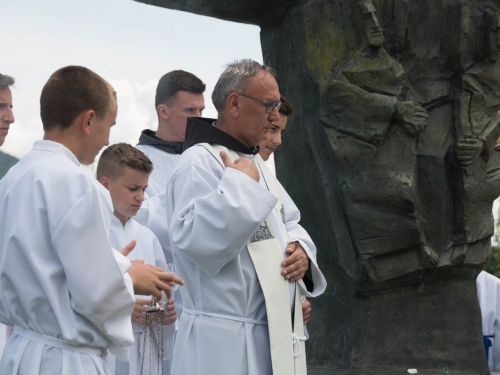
{"left": 485, "top": 244, "right": 500, "bottom": 278}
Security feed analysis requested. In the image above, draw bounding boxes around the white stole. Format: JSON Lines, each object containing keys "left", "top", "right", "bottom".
{"left": 199, "top": 143, "right": 307, "bottom": 375}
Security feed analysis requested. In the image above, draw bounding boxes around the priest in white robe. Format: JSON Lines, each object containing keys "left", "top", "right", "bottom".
{"left": 0, "top": 66, "right": 182, "bottom": 375}
{"left": 166, "top": 60, "right": 326, "bottom": 375}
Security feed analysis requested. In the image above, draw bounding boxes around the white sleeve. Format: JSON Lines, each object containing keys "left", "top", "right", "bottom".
{"left": 136, "top": 192, "right": 173, "bottom": 264}
{"left": 169, "top": 162, "right": 277, "bottom": 277}
{"left": 53, "top": 186, "right": 135, "bottom": 358}
{"left": 280, "top": 183, "right": 327, "bottom": 297}
{"left": 493, "top": 277, "right": 500, "bottom": 370}
{"left": 162, "top": 322, "right": 176, "bottom": 360}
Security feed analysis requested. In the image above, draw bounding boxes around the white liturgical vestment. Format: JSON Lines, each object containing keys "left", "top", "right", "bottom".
{"left": 477, "top": 271, "right": 500, "bottom": 371}
{"left": 166, "top": 140, "right": 326, "bottom": 375}
{"left": 136, "top": 145, "right": 181, "bottom": 199}
{"left": 107, "top": 216, "right": 175, "bottom": 375}
{"left": 0, "top": 141, "right": 135, "bottom": 375}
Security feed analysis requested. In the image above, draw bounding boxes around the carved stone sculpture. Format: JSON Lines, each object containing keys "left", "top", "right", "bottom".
{"left": 451, "top": 9, "right": 500, "bottom": 264}
{"left": 320, "top": 0, "right": 437, "bottom": 282}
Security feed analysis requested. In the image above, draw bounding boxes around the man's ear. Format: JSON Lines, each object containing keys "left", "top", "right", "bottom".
{"left": 81, "top": 109, "right": 96, "bottom": 135}
{"left": 99, "top": 176, "right": 110, "bottom": 190}
{"left": 157, "top": 104, "right": 170, "bottom": 121}
{"left": 226, "top": 93, "right": 240, "bottom": 119}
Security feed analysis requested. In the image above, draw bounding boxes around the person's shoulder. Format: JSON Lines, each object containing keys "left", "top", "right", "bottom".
{"left": 130, "top": 218, "right": 156, "bottom": 239}
{"left": 478, "top": 271, "right": 500, "bottom": 288}
{"left": 129, "top": 218, "right": 161, "bottom": 247}
{"left": 175, "top": 145, "right": 222, "bottom": 172}
{"left": 6, "top": 147, "right": 91, "bottom": 188}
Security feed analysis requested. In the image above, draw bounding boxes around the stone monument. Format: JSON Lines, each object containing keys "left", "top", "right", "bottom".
{"left": 135, "top": 0, "right": 500, "bottom": 373}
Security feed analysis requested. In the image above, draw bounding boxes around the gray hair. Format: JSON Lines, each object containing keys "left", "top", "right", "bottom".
{"left": 211, "top": 59, "right": 276, "bottom": 113}
{"left": 0, "top": 74, "right": 15, "bottom": 90}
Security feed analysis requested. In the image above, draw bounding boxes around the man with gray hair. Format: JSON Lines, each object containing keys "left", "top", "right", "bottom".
{"left": 0, "top": 74, "right": 15, "bottom": 147}
{"left": 166, "top": 59, "right": 326, "bottom": 375}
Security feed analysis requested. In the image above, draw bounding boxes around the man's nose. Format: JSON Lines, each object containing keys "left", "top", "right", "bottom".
{"left": 269, "top": 107, "right": 280, "bottom": 122}
{"left": 4, "top": 108, "right": 15, "bottom": 124}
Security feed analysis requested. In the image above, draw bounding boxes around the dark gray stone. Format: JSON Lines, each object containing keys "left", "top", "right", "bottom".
{"left": 134, "top": 0, "right": 500, "bottom": 373}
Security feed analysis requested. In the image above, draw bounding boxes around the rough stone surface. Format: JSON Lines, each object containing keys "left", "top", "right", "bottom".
{"left": 135, "top": 0, "right": 500, "bottom": 373}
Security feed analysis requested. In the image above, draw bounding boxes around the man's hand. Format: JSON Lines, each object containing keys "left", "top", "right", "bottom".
{"left": 120, "top": 240, "right": 184, "bottom": 299}
{"left": 131, "top": 298, "right": 151, "bottom": 327}
{"left": 281, "top": 242, "right": 309, "bottom": 282}
{"left": 394, "top": 101, "right": 428, "bottom": 136}
{"left": 220, "top": 151, "right": 259, "bottom": 182}
{"left": 163, "top": 298, "right": 177, "bottom": 326}
{"left": 128, "top": 261, "right": 184, "bottom": 300}
{"left": 456, "top": 138, "right": 484, "bottom": 167}
{"left": 302, "top": 299, "right": 311, "bottom": 325}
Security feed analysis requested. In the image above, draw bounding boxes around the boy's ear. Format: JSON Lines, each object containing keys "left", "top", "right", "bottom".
{"left": 82, "top": 110, "right": 96, "bottom": 135}
{"left": 99, "top": 176, "right": 110, "bottom": 190}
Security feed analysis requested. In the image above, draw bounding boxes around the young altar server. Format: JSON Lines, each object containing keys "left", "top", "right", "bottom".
{"left": 166, "top": 59, "right": 326, "bottom": 375}
{"left": 258, "top": 95, "right": 312, "bottom": 326}
{"left": 0, "top": 66, "right": 183, "bottom": 375}
{"left": 97, "top": 143, "right": 177, "bottom": 375}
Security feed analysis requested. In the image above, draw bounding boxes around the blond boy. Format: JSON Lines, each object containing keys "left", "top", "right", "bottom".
{"left": 97, "top": 143, "right": 177, "bottom": 375}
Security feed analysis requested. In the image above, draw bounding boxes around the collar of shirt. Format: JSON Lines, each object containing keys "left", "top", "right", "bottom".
{"left": 183, "top": 117, "right": 259, "bottom": 155}
{"left": 137, "top": 129, "right": 183, "bottom": 155}
{"left": 32, "top": 140, "right": 80, "bottom": 167}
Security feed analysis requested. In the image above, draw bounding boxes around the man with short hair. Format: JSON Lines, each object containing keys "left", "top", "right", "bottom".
{"left": 0, "top": 74, "right": 15, "bottom": 147}
{"left": 135, "top": 71, "right": 205, "bottom": 343}
{"left": 0, "top": 66, "right": 183, "bottom": 375}
{"left": 136, "top": 70, "right": 205, "bottom": 197}
{"left": 167, "top": 59, "right": 326, "bottom": 375}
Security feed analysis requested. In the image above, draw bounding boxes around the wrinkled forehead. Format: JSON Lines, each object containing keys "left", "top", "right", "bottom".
{"left": 247, "top": 71, "right": 280, "bottom": 99}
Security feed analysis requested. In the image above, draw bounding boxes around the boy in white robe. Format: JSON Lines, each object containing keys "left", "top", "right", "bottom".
{"left": 0, "top": 66, "right": 183, "bottom": 375}
{"left": 97, "top": 143, "right": 177, "bottom": 375}
{"left": 258, "top": 96, "right": 313, "bottom": 327}
{"left": 167, "top": 60, "right": 326, "bottom": 375}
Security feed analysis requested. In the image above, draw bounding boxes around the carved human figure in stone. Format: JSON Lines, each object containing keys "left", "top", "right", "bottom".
{"left": 321, "top": 0, "right": 438, "bottom": 282}
{"left": 451, "top": 9, "right": 500, "bottom": 264}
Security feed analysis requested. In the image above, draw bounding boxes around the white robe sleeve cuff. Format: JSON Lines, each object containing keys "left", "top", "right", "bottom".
{"left": 292, "top": 239, "right": 327, "bottom": 297}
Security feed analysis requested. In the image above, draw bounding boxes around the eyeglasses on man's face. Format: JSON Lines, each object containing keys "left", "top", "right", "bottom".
{"left": 236, "top": 92, "right": 282, "bottom": 113}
